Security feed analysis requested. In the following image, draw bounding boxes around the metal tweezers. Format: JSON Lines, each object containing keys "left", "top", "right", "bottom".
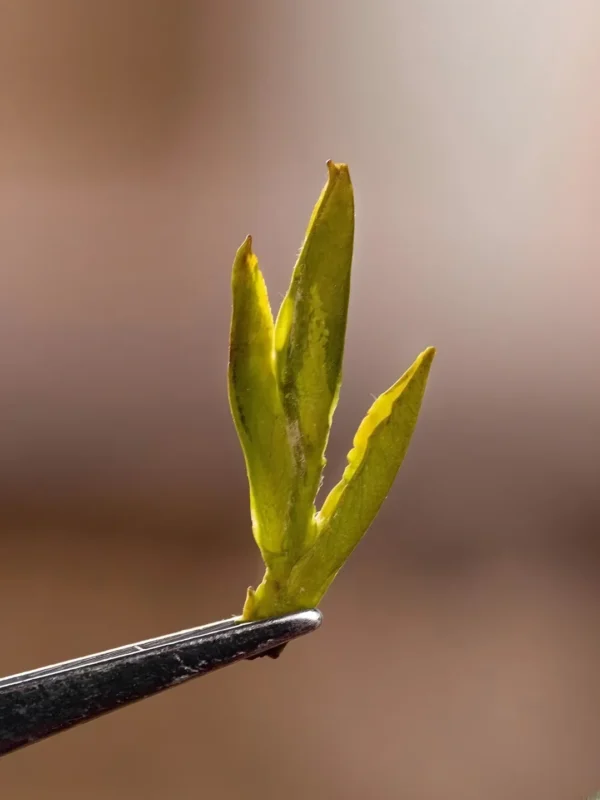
{"left": 0, "top": 609, "right": 321, "bottom": 757}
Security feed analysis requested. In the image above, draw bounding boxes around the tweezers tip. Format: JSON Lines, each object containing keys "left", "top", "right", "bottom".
{"left": 247, "top": 608, "right": 323, "bottom": 660}
{"left": 293, "top": 608, "right": 323, "bottom": 631}
{"left": 274, "top": 608, "right": 323, "bottom": 640}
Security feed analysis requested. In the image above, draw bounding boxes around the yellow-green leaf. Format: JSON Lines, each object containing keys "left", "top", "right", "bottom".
{"left": 274, "top": 161, "right": 355, "bottom": 552}
{"left": 228, "top": 236, "right": 294, "bottom": 567}
{"left": 285, "top": 346, "right": 436, "bottom": 608}
{"left": 230, "top": 161, "right": 436, "bottom": 625}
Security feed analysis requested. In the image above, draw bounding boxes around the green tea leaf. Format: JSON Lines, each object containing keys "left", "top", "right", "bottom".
{"left": 274, "top": 161, "right": 355, "bottom": 552}
{"left": 230, "top": 161, "right": 436, "bottom": 624}
{"left": 286, "top": 346, "right": 436, "bottom": 608}
{"left": 228, "top": 236, "right": 294, "bottom": 566}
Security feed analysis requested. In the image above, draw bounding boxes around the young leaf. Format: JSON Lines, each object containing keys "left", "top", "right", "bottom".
{"left": 228, "top": 236, "right": 294, "bottom": 567}
{"left": 229, "top": 161, "right": 436, "bottom": 625}
{"left": 274, "top": 161, "right": 355, "bottom": 552}
{"left": 285, "top": 346, "right": 436, "bottom": 609}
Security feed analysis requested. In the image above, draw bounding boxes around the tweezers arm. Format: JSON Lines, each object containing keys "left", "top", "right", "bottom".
{"left": 0, "top": 610, "right": 321, "bottom": 757}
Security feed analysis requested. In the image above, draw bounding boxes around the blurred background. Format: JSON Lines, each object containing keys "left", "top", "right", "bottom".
{"left": 1, "top": 0, "right": 600, "bottom": 797}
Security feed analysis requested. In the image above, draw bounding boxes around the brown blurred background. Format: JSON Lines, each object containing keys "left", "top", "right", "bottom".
{"left": 1, "top": 0, "right": 600, "bottom": 797}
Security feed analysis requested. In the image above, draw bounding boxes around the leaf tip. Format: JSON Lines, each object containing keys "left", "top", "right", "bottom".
{"left": 236, "top": 234, "right": 253, "bottom": 259}
{"left": 242, "top": 586, "right": 257, "bottom": 620}
{"left": 325, "top": 159, "right": 350, "bottom": 181}
{"left": 411, "top": 346, "right": 436, "bottom": 382}
{"left": 421, "top": 345, "right": 436, "bottom": 363}
{"left": 233, "top": 236, "right": 258, "bottom": 283}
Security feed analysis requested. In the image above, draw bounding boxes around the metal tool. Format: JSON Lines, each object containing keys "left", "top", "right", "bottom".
{"left": 0, "top": 609, "right": 322, "bottom": 757}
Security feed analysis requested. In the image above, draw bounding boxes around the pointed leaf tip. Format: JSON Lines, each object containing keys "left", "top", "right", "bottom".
{"left": 235, "top": 234, "right": 253, "bottom": 261}
{"left": 326, "top": 159, "right": 349, "bottom": 177}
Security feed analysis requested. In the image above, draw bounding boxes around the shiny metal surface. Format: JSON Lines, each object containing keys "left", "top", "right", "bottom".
{"left": 0, "top": 609, "right": 322, "bottom": 757}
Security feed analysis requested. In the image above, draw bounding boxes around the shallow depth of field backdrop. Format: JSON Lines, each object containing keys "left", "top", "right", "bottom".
{"left": 1, "top": 2, "right": 600, "bottom": 799}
